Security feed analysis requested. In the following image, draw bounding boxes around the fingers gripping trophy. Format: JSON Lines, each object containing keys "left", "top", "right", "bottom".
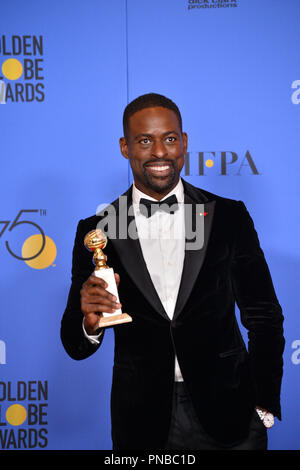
{"left": 84, "top": 229, "right": 132, "bottom": 328}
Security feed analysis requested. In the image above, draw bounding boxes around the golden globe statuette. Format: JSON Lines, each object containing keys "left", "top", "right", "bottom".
{"left": 84, "top": 229, "right": 132, "bottom": 328}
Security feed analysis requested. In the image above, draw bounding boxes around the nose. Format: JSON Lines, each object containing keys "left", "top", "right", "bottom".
{"left": 152, "top": 139, "right": 168, "bottom": 159}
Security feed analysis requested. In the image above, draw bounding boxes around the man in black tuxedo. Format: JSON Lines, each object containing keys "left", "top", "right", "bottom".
{"left": 61, "top": 93, "right": 285, "bottom": 450}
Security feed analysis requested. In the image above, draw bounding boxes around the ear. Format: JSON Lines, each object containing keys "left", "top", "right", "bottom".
{"left": 119, "top": 137, "right": 129, "bottom": 160}
{"left": 182, "top": 132, "right": 188, "bottom": 154}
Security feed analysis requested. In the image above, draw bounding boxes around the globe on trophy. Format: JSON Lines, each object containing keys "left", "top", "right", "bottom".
{"left": 84, "top": 229, "right": 132, "bottom": 328}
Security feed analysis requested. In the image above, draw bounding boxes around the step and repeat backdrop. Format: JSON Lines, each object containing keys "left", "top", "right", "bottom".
{"left": 1, "top": 0, "right": 299, "bottom": 450}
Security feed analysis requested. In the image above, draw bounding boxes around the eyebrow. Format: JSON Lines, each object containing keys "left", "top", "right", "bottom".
{"left": 134, "top": 130, "right": 180, "bottom": 141}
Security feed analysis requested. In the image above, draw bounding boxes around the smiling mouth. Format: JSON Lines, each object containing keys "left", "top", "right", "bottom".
{"left": 148, "top": 165, "right": 170, "bottom": 172}
{"left": 145, "top": 163, "right": 173, "bottom": 177}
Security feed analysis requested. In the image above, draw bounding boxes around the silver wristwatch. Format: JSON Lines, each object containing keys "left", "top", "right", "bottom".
{"left": 256, "top": 408, "right": 275, "bottom": 428}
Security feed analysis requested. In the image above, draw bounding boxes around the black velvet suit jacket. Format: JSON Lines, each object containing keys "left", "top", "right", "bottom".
{"left": 61, "top": 179, "right": 285, "bottom": 449}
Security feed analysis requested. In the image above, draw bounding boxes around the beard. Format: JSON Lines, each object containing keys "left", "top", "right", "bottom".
{"left": 142, "top": 160, "right": 178, "bottom": 194}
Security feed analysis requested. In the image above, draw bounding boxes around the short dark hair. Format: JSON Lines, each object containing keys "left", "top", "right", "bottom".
{"left": 123, "top": 93, "right": 183, "bottom": 137}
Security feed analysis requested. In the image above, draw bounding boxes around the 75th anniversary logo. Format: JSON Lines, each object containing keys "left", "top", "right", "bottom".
{"left": 0, "top": 209, "right": 56, "bottom": 269}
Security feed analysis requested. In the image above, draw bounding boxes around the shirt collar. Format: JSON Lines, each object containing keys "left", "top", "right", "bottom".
{"left": 132, "top": 178, "right": 184, "bottom": 205}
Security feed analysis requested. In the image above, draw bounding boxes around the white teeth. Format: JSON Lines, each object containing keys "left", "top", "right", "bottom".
{"left": 148, "top": 165, "right": 170, "bottom": 171}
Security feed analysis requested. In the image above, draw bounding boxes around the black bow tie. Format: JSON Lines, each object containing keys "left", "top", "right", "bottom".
{"left": 139, "top": 194, "right": 179, "bottom": 218}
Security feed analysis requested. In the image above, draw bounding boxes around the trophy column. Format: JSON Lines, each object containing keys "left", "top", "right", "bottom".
{"left": 84, "top": 229, "right": 132, "bottom": 328}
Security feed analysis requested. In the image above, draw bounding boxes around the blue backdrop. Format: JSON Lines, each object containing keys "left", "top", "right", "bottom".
{"left": 1, "top": 0, "right": 299, "bottom": 450}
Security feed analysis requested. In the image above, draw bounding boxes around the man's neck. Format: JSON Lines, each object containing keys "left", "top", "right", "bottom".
{"left": 133, "top": 179, "right": 182, "bottom": 201}
{"left": 132, "top": 179, "right": 184, "bottom": 204}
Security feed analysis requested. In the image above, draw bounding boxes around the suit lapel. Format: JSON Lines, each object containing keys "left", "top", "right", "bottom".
{"left": 173, "top": 195, "right": 216, "bottom": 320}
{"left": 107, "top": 188, "right": 170, "bottom": 320}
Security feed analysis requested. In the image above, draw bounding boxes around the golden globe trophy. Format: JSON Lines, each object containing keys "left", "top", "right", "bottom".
{"left": 84, "top": 229, "right": 132, "bottom": 328}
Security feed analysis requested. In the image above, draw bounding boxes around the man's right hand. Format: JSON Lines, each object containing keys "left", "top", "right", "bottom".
{"left": 80, "top": 273, "right": 121, "bottom": 335}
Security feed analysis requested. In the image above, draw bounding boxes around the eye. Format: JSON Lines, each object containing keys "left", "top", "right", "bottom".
{"left": 166, "top": 136, "right": 176, "bottom": 143}
{"left": 139, "top": 138, "right": 151, "bottom": 144}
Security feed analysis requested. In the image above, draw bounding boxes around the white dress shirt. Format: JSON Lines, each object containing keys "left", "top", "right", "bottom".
{"left": 84, "top": 179, "right": 186, "bottom": 381}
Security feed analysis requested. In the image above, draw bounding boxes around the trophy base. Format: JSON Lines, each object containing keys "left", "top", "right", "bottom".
{"left": 98, "top": 313, "right": 132, "bottom": 328}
